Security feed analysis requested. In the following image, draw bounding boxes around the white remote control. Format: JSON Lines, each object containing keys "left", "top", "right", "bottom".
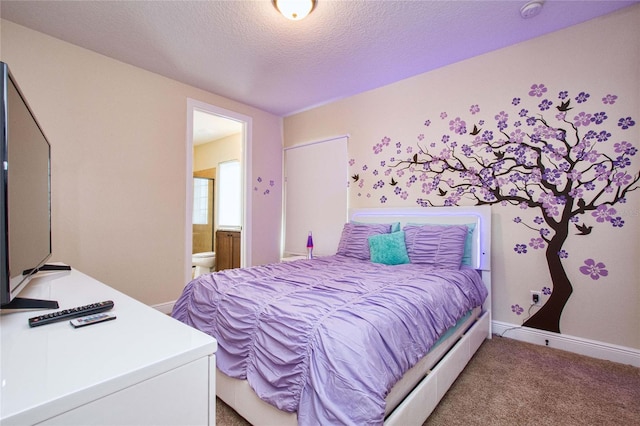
{"left": 70, "top": 313, "right": 116, "bottom": 328}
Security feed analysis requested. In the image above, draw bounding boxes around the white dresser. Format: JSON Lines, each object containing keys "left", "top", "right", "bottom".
{"left": 0, "top": 268, "right": 217, "bottom": 426}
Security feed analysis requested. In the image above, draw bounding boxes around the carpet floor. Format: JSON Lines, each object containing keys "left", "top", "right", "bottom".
{"left": 215, "top": 335, "right": 640, "bottom": 425}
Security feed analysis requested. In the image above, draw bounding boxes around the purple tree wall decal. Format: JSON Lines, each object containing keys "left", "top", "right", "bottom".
{"left": 387, "top": 84, "right": 638, "bottom": 333}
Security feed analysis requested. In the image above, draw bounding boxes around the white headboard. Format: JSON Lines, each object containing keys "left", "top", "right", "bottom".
{"left": 349, "top": 205, "right": 491, "bottom": 271}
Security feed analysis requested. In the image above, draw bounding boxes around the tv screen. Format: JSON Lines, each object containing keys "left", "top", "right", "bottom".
{"left": 1, "top": 61, "right": 56, "bottom": 309}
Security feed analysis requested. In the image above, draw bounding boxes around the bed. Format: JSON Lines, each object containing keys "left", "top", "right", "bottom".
{"left": 172, "top": 206, "right": 492, "bottom": 425}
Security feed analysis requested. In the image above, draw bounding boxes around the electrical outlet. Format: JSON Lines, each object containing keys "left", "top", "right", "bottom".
{"left": 531, "top": 290, "right": 542, "bottom": 306}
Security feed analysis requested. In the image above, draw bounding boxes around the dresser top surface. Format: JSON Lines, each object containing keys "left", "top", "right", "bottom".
{"left": 0, "top": 269, "right": 216, "bottom": 424}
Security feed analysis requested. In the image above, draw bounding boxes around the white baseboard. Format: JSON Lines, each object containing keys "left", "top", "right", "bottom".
{"left": 152, "top": 301, "right": 176, "bottom": 315}
{"left": 492, "top": 320, "right": 640, "bottom": 368}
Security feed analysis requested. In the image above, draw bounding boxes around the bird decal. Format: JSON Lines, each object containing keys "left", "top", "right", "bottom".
{"left": 575, "top": 223, "right": 593, "bottom": 235}
{"left": 437, "top": 188, "right": 448, "bottom": 196}
{"left": 470, "top": 124, "right": 482, "bottom": 136}
{"left": 351, "top": 174, "right": 359, "bottom": 182}
{"left": 390, "top": 177, "right": 398, "bottom": 186}
{"left": 556, "top": 99, "right": 573, "bottom": 112}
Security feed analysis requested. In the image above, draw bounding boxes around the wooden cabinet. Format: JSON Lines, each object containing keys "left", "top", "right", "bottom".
{"left": 216, "top": 229, "right": 241, "bottom": 271}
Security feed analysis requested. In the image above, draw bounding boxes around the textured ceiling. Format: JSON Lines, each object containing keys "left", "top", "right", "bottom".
{"left": 1, "top": 0, "right": 637, "bottom": 117}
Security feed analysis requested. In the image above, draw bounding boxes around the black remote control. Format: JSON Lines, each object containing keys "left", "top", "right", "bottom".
{"left": 28, "top": 300, "right": 115, "bottom": 327}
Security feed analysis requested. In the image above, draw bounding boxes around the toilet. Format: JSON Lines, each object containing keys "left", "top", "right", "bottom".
{"left": 192, "top": 252, "right": 216, "bottom": 278}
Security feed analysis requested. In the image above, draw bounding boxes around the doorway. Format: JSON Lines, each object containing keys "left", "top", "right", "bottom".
{"left": 185, "top": 99, "right": 252, "bottom": 284}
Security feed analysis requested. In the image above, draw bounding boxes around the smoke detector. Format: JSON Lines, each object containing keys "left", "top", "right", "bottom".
{"left": 520, "top": 1, "right": 544, "bottom": 19}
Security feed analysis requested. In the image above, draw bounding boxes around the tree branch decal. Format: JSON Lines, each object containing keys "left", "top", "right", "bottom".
{"left": 358, "top": 85, "right": 637, "bottom": 333}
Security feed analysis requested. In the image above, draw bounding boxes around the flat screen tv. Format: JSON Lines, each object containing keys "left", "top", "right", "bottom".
{"left": 0, "top": 61, "right": 63, "bottom": 309}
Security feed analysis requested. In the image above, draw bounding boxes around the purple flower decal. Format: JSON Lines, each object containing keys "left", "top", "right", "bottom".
{"left": 611, "top": 217, "right": 625, "bottom": 227}
{"left": 542, "top": 287, "right": 552, "bottom": 295}
{"left": 612, "top": 172, "right": 632, "bottom": 187}
{"left": 573, "top": 112, "right": 592, "bottom": 127}
{"left": 591, "top": 205, "right": 616, "bottom": 222}
{"left": 529, "top": 237, "right": 545, "bottom": 250}
{"left": 373, "top": 137, "right": 391, "bottom": 154}
{"left": 614, "top": 141, "right": 634, "bottom": 154}
{"left": 575, "top": 92, "right": 590, "bottom": 103}
{"left": 596, "top": 130, "right": 611, "bottom": 143}
{"left": 618, "top": 117, "right": 636, "bottom": 129}
{"left": 449, "top": 117, "right": 467, "bottom": 135}
{"left": 495, "top": 111, "right": 509, "bottom": 122}
{"left": 529, "top": 84, "right": 547, "bottom": 97}
{"left": 602, "top": 94, "right": 617, "bottom": 105}
{"left": 579, "top": 259, "right": 608, "bottom": 280}
{"left": 538, "top": 99, "right": 553, "bottom": 111}
{"left": 470, "top": 104, "right": 480, "bottom": 114}
{"left": 514, "top": 244, "right": 527, "bottom": 254}
{"left": 511, "top": 304, "right": 524, "bottom": 315}
{"left": 591, "top": 112, "right": 607, "bottom": 124}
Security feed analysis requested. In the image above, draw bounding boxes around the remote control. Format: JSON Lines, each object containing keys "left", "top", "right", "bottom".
{"left": 70, "top": 313, "right": 116, "bottom": 328}
{"left": 28, "top": 300, "right": 115, "bottom": 327}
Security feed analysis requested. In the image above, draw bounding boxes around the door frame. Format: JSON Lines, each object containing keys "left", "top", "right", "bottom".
{"left": 185, "top": 98, "right": 252, "bottom": 284}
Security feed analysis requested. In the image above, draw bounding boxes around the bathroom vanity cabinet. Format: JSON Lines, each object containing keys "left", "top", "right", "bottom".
{"left": 216, "top": 229, "right": 241, "bottom": 271}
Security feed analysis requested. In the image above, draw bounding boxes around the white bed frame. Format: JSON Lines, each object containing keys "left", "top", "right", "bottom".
{"left": 217, "top": 206, "right": 492, "bottom": 425}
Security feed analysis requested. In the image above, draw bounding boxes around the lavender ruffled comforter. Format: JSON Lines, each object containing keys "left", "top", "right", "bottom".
{"left": 172, "top": 255, "right": 487, "bottom": 425}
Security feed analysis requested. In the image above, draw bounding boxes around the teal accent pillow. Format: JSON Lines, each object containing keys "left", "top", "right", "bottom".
{"left": 461, "top": 223, "right": 476, "bottom": 266}
{"left": 368, "top": 231, "right": 410, "bottom": 265}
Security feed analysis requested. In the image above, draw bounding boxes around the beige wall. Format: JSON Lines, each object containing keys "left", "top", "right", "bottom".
{"left": 1, "top": 20, "right": 283, "bottom": 306}
{"left": 284, "top": 6, "right": 640, "bottom": 349}
{"left": 194, "top": 133, "right": 242, "bottom": 172}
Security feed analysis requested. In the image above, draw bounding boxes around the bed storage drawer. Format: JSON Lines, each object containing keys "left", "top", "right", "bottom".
{"left": 385, "top": 311, "right": 490, "bottom": 426}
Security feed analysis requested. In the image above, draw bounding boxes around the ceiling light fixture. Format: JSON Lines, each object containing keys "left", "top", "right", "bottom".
{"left": 273, "top": 0, "right": 317, "bottom": 21}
